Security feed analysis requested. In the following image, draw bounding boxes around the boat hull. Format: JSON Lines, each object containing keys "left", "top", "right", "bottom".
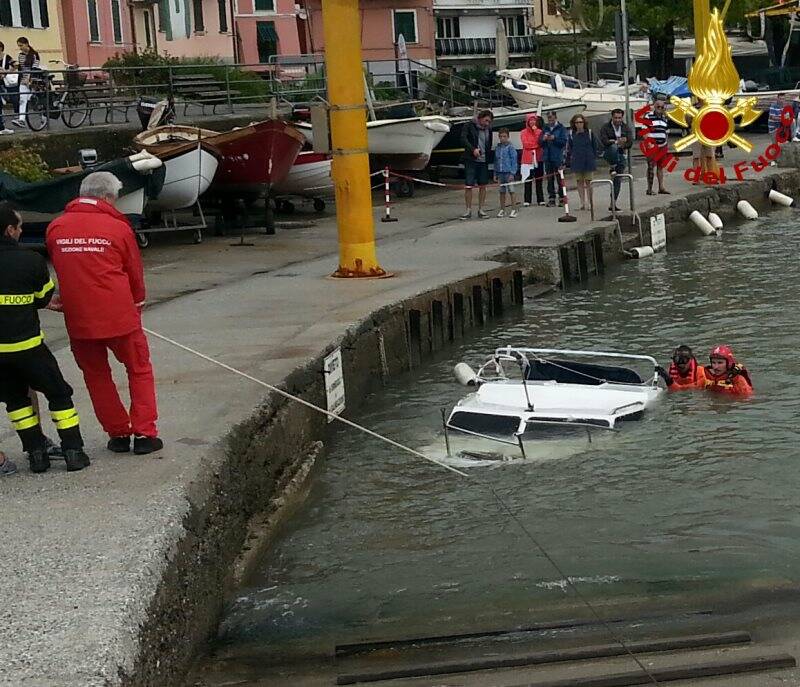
{"left": 134, "top": 120, "right": 306, "bottom": 195}
{"left": 147, "top": 145, "right": 220, "bottom": 211}
{"left": 294, "top": 116, "right": 450, "bottom": 171}
{"left": 273, "top": 151, "right": 333, "bottom": 198}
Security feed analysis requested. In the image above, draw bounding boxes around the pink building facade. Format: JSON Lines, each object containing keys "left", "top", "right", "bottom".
{"left": 303, "top": 0, "right": 436, "bottom": 73}
{"left": 234, "top": 0, "right": 303, "bottom": 68}
{"left": 60, "top": 0, "right": 237, "bottom": 67}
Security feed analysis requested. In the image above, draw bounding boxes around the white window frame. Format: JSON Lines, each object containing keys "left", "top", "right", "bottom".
{"left": 87, "top": 0, "right": 101, "bottom": 42}
{"left": 504, "top": 14, "right": 527, "bottom": 37}
{"left": 10, "top": 0, "right": 23, "bottom": 28}
{"left": 252, "top": 0, "right": 276, "bottom": 15}
{"left": 30, "top": 0, "right": 42, "bottom": 29}
{"left": 111, "top": 0, "right": 124, "bottom": 43}
{"left": 392, "top": 9, "right": 418, "bottom": 45}
{"left": 436, "top": 16, "right": 460, "bottom": 39}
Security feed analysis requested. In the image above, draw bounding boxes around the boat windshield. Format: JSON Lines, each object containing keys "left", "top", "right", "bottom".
{"left": 525, "top": 359, "right": 643, "bottom": 386}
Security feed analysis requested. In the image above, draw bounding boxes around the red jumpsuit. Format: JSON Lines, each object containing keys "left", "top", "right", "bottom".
{"left": 703, "top": 365, "right": 753, "bottom": 396}
{"left": 667, "top": 358, "right": 707, "bottom": 391}
{"left": 46, "top": 198, "right": 159, "bottom": 438}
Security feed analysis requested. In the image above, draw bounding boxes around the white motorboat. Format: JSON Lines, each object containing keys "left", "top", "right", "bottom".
{"left": 293, "top": 115, "right": 451, "bottom": 171}
{"left": 498, "top": 68, "right": 649, "bottom": 117}
{"left": 445, "top": 347, "right": 664, "bottom": 456}
{"left": 147, "top": 142, "right": 220, "bottom": 212}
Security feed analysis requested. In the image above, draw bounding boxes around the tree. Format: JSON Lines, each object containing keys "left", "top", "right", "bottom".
{"left": 623, "top": 2, "right": 692, "bottom": 79}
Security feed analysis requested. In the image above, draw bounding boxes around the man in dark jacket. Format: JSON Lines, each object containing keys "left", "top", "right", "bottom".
{"left": 0, "top": 201, "right": 90, "bottom": 473}
{"left": 460, "top": 110, "right": 494, "bottom": 220}
{"left": 46, "top": 172, "right": 163, "bottom": 456}
{"left": 599, "top": 108, "right": 633, "bottom": 208}
{"left": 541, "top": 110, "right": 567, "bottom": 206}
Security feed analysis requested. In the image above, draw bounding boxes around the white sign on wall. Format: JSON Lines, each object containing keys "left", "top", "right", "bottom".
{"left": 323, "top": 348, "right": 346, "bottom": 422}
{"left": 650, "top": 213, "right": 667, "bottom": 251}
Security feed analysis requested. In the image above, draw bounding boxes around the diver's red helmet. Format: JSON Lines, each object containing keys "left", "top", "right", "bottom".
{"left": 710, "top": 345, "right": 735, "bottom": 369}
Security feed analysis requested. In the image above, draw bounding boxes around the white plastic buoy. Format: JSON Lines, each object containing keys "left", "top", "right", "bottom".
{"left": 708, "top": 212, "right": 724, "bottom": 231}
{"left": 689, "top": 210, "right": 716, "bottom": 236}
{"left": 737, "top": 200, "right": 759, "bottom": 219}
{"left": 629, "top": 246, "right": 655, "bottom": 259}
{"left": 769, "top": 189, "right": 795, "bottom": 207}
{"left": 454, "top": 362, "right": 478, "bottom": 387}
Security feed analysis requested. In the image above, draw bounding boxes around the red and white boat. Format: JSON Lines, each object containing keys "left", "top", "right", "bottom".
{"left": 133, "top": 120, "right": 306, "bottom": 196}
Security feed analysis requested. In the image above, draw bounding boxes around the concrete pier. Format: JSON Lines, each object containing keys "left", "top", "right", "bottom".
{"left": 2, "top": 137, "right": 800, "bottom": 686}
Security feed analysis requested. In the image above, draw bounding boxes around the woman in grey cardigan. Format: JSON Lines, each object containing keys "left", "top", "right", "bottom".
{"left": 565, "top": 113, "right": 600, "bottom": 211}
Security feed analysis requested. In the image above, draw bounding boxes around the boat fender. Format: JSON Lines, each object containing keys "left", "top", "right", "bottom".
{"left": 128, "top": 151, "right": 154, "bottom": 163}
{"left": 131, "top": 157, "right": 163, "bottom": 173}
{"left": 629, "top": 246, "right": 655, "bottom": 259}
{"left": 708, "top": 212, "right": 724, "bottom": 231}
{"left": 454, "top": 362, "right": 478, "bottom": 387}
{"left": 736, "top": 200, "right": 758, "bottom": 220}
{"left": 769, "top": 189, "right": 795, "bottom": 207}
{"left": 689, "top": 210, "right": 716, "bottom": 236}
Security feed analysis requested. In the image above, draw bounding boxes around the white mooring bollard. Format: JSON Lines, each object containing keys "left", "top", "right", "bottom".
{"left": 737, "top": 200, "right": 759, "bottom": 220}
{"left": 708, "top": 212, "right": 724, "bottom": 231}
{"left": 769, "top": 189, "right": 795, "bottom": 207}
{"left": 689, "top": 210, "right": 717, "bottom": 236}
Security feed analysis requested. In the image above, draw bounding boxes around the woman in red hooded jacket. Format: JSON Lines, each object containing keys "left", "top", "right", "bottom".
{"left": 520, "top": 113, "right": 544, "bottom": 207}
{"left": 703, "top": 345, "right": 753, "bottom": 396}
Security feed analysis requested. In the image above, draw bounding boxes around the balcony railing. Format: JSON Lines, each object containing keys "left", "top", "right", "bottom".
{"left": 435, "top": 35, "right": 536, "bottom": 57}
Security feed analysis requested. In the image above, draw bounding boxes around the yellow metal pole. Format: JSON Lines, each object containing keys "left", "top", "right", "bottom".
{"left": 694, "top": 0, "right": 711, "bottom": 55}
{"left": 321, "top": 0, "right": 388, "bottom": 278}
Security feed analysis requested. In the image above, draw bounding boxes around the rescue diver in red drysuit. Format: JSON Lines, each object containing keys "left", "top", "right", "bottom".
{"left": 656, "top": 345, "right": 707, "bottom": 391}
{"left": 703, "top": 345, "right": 753, "bottom": 396}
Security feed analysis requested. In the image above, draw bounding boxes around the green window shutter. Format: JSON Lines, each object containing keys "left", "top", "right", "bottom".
{"left": 193, "top": 0, "right": 204, "bottom": 31}
{"left": 38, "top": 0, "right": 49, "bottom": 28}
{"left": 0, "top": 1, "right": 12, "bottom": 26}
{"left": 256, "top": 21, "right": 278, "bottom": 62}
{"left": 255, "top": 0, "right": 274, "bottom": 11}
{"left": 218, "top": 0, "right": 227, "bottom": 32}
{"left": 111, "top": 0, "right": 123, "bottom": 42}
{"left": 394, "top": 11, "right": 416, "bottom": 43}
{"left": 87, "top": 0, "right": 100, "bottom": 41}
{"left": 20, "top": 0, "right": 34, "bottom": 27}
{"left": 158, "top": 0, "right": 172, "bottom": 40}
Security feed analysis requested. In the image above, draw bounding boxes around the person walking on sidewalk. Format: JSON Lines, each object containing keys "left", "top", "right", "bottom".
{"left": 46, "top": 172, "right": 164, "bottom": 456}
{"left": 494, "top": 128, "right": 519, "bottom": 218}
{"left": 0, "top": 42, "right": 17, "bottom": 135}
{"left": 599, "top": 108, "right": 633, "bottom": 209}
{"left": 10, "top": 37, "right": 40, "bottom": 129}
{"left": 541, "top": 110, "right": 567, "bottom": 207}
{"left": 0, "top": 202, "right": 90, "bottom": 473}
{"left": 520, "top": 113, "right": 544, "bottom": 207}
{"left": 460, "top": 110, "right": 494, "bottom": 220}
{"left": 565, "top": 113, "right": 599, "bottom": 211}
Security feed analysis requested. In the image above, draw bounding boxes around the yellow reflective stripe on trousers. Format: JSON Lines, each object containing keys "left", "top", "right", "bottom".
{"left": 51, "top": 408, "right": 80, "bottom": 430}
{"left": 34, "top": 278, "right": 55, "bottom": 299}
{"left": 0, "top": 332, "right": 44, "bottom": 353}
{"left": 8, "top": 406, "right": 35, "bottom": 422}
{"left": 0, "top": 294, "right": 35, "bottom": 306}
{"left": 14, "top": 416, "right": 40, "bottom": 431}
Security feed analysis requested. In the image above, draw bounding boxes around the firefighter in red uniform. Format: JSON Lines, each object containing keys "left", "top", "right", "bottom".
{"left": 659, "top": 345, "right": 707, "bottom": 391}
{"left": 0, "top": 202, "right": 90, "bottom": 473}
{"left": 46, "top": 172, "right": 163, "bottom": 455}
{"left": 703, "top": 345, "right": 753, "bottom": 396}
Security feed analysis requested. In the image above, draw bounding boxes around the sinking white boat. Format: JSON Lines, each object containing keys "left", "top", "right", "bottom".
{"left": 498, "top": 68, "right": 649, "bottom": 117}
{"left": 293, "top": 115, "right": 451, "bottom": 170}
{"left": 445, "top": 347, "right": 664, "bottom": 456}
{"left": 147, "top": 142, "right": 220, "bottom": 211}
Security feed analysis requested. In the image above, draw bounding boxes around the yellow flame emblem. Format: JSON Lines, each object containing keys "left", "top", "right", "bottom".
{"left": 668, "top": 9, "right": 760, "bottom": 152}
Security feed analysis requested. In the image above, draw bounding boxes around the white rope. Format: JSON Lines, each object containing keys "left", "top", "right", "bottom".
{"left": 143, "top": 327, "right": 470, "bottom": 478}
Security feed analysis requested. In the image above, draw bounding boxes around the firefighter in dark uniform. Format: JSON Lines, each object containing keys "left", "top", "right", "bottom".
{"left": 0, "top": 202, "right": 90, "bottom": 473}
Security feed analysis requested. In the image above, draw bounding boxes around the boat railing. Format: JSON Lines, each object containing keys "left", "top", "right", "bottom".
{"left": 493, "top": 347, "right": 659, "bottom": 369}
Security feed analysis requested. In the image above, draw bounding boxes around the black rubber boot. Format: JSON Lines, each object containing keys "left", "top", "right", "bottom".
{"left": 133, "top": 436, "right": 164, "bottom": 455}
{"left": 107, "top": 436, "right": 131, "bottom": 453}
{"left": 28, "top": 449, "right": 51, "bottom": 474}
{"left": 63, "top": 449, "right": 90, "bottom": 472}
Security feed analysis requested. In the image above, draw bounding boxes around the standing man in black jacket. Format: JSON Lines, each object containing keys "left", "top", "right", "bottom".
{"left": 460, "top": 110, "right": 494, "bottom": 220}
{"left": 0, "top": 202, "right": 90, "bottom": 473}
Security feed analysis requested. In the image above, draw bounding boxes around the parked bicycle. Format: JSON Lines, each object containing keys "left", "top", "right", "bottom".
{"left": 25, "top": 60, "right": 89, "bottom": 131}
